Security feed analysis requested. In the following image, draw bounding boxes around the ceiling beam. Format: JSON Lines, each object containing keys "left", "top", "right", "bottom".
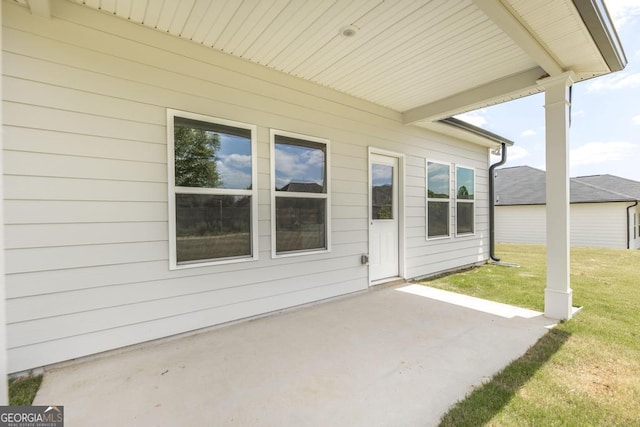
{"left": 402, "top": 66, "right": 547, "bottom": 124}
{"left": 27, "top": 0, "right": 51, "bottom": 18}
{"left": 472, "top": 0, "right": 564, "bottom": 76}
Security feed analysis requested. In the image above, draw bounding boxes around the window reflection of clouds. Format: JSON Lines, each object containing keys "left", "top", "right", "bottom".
{"left": 428, "top": 163, "right": 450, "bottom": 196}
{"left": 216, "top": 134, "right": 252, "bottom": 189}
{"left": 275, "top": 144, "right": 325, "bottom": 190}
{"left": 372, "top": 164, "right": 393, "bottom": 186}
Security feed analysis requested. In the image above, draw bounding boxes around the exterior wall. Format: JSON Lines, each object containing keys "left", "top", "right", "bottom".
{"left": 2, "top": 2, "right": 490, "bottom": 372}
{"left": 495, "top": 205, "right": 547, "bottom": 245}
{"left": 0, "top": 0, "right": 8, "bottom": 404}
{"left": 496, "top": 203, "right": 628, "bottom": 248}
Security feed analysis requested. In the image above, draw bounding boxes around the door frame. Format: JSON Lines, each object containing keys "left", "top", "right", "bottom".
{"left": 368, "top": 147, "right": 406, "bottom": 286}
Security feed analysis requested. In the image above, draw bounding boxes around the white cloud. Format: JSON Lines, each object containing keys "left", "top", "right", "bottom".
{"left": 220, "top": 153, "right": 251, "bottom": 170}
{"left": 216, "top": 160, "right": 252, "bottom": 189}
{"left": 274, "top": 145, "right": 324, "bottom": 189}
{"left": 300, "top": 148, "right": 325, "bottom": 166}
{"left": 521, "top": 129, "right": 536, "bottom": 137}
{"left": 604, "top": 0, "right": 640, "bottom": 29}
{"left": 506, "top": 146, "right": 530, "bottom": 161}
{"left": 275, "top": 147, "right": 308, "bottom": 178}
{"left": 587, "top": 72, "right": 640, "bottom": 91}
{"left": 570, "top": 141, "right": 639, "bottom": 167}
{"left": 215, "top": 153, "right": 253, "bottom": 189}
{"left": 454, "top": 110, "right": 488, "bottom": 128}
{"left": 633, "top": 114, "right": 640, "bottom": 125}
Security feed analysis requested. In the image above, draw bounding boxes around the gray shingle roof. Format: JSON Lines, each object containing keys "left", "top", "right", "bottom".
{"left": 279, "top": 182, "right": 323, "bottom": 193}
{"left": 494, "top": 166, "right": 640, "bottom": 205}
{"left": 573, "top": 174, "right": 640, "bottom": 200}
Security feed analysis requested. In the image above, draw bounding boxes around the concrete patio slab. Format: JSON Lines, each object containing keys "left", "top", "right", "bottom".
{"left": 34, "top": 284, "right": 556, "bottom": 426}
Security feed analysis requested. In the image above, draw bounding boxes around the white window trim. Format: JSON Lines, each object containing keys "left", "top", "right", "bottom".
{"left": 270, "top": 129, "right": 331, "bottom": 258}
{"left": 455, "top": 165, "right": 476, "bottom": 237}
{"left": 426, "top": 160, "right": 452, "bottom": 241}
{"left": 167, "top": 109, "right": 258, "bottom": 270}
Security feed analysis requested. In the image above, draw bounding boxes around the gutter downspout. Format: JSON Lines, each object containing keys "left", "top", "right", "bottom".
{"left": 627, "top": 201, "right": 638, "bottom": 249}
{"left": 489, "top": 143, "right": 507, "bottom": 262}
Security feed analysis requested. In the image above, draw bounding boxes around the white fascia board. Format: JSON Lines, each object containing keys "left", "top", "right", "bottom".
{"left": 417, "top": 121, "right": 507, "bottom": 149}
{"left": 573, "top": 0, "right": 627, "bottom": 72}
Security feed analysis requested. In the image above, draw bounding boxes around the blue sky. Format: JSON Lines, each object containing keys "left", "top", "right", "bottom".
{"left": 458, "top": 1, "right": 640, "bottom": 182}
{"left": 216, "top": 134, "right": 252, "bottom": 189}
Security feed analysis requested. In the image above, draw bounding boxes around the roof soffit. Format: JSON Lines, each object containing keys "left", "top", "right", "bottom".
{"left": 54, "top": 0, "right": 622, "bottom": 130}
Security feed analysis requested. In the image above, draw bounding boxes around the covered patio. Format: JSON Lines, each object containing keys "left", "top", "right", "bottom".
{"left": 0, "top": 0, "right": 627, "bottom": 406}
{"left": 34, "top": 284, "right": 555, "bottom": 426}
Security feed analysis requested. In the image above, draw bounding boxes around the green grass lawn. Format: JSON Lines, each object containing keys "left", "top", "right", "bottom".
{"left": 8, "top": 375, "right": 42, "bottom": 406}
{"left": 418, "top": 243, "right": 640, "bottom": 426}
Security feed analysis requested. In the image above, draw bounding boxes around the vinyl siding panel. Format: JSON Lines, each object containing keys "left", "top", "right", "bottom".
{"left": 496, "top": 203, "right": 628, "bottom": 249}
{"left": 571, "top": 203, "right": 627, "bottom": 249}
{"left": 3, "top": 2, "right": 491, "bottom": 372}
{"left": 495, "top": 205, "right": 547, "bottom": 244}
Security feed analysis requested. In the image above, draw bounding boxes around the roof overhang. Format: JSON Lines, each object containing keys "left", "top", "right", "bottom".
{"left": 427, "top": 117, "right": 515, "bottom": 149}
{"left": 405, "top": 0, "right": 628, "bottom": 126}
{"left": 573, "top": 0, "right": 627, "bottom": 73}
{"left": 20, "top": 0, "right": 626, "bottom": 145}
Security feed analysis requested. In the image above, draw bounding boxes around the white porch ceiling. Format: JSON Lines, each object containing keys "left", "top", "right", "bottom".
{"left": 37, "top": 0, "right": 620, "bottom": 124}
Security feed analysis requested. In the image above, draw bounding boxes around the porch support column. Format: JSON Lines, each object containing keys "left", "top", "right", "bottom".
{"left": 538, "top": 72, "right": 575, "bottom": 320}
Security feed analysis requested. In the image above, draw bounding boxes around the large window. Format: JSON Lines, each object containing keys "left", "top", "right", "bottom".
{"left": 456, "top": 166, "right": 475, "bottom": 235}
{"left": 426, "top": 161, "right": 450, "bottom": 239}
{"left": 168, "top": 110, "right": 257, "bottom": 268}
{"left": 271, "top": 130, "right": 330, "bottom": 256}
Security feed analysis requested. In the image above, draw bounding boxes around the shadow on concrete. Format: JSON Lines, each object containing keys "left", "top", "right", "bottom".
{"left": 438, "top": 328, "right": 571, "bottom": 427}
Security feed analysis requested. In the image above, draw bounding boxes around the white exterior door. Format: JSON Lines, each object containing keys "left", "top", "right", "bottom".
{"left": 369, "top": 153, "right": 399, "bottom": 283}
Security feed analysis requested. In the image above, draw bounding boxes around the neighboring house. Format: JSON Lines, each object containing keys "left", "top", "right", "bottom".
{"left": 0, "top": 0, "right": 625, "bottom": 375}
{"left": 495, "top": 166, "right": 640, "bottom": 249}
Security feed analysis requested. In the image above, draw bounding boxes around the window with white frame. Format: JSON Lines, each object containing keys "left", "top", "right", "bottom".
{"left": 426, "top": 161, "right": 451, "bottom": 238}
{"left": 167, "top": 110, "right": 257, "bottom": 268}
{"left": 456, "top": 166, "right": 475, "bottom": 235}
{"left": 271, "top": 130, "right": 329, "bottom": 256}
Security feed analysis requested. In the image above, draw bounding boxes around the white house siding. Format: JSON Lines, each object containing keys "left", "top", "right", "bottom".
{"left": 495, "top": 205, "right": 547, "bottom": 245}
{"left": 572, "top": 203, "right": 628, "bottom": 249}
{"left": 496, "top": 203, "right": 629, "bottom": 249}
{"left": 2, "top": 2, "right": 490, "bottom": 372}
